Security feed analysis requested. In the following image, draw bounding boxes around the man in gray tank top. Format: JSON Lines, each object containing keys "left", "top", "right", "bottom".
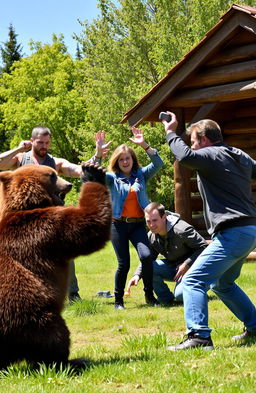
{"left": 0, "top": 126, "right": 108, "bottom": 303}
{"left": 20, "top": 150, "right": 56, "bottom": 169}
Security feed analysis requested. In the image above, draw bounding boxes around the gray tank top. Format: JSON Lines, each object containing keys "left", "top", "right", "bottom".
{"left": 20, "top": 151, "right": 56, "bottom": 169}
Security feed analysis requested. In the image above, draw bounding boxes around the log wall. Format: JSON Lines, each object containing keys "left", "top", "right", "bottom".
{"left": 171, "top": 29, "right": 256, "bottom": 238}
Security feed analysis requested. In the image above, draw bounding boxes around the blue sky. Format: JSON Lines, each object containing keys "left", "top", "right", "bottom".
{"left": 0, "top": 0, "right": 104, "bottom": 62}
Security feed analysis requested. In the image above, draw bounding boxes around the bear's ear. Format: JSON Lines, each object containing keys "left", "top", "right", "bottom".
{"left": 0, "top": 171, "right": 13, "bottom": 185}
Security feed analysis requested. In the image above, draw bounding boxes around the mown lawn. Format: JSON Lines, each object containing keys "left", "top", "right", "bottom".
{"left": 1, "top": 242, "right": 256, "bottom": 393}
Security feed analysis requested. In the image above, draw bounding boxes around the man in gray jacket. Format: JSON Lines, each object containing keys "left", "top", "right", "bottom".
{"left": 162, "top": 113, "right": 256, "bottom": 351}
{"left": 127, "top": 202, "right": 207, "bottom": 304}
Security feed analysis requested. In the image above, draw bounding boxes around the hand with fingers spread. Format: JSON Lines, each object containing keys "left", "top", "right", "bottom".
{"left": 95, "top": 130, "right": 112, "bottom": 158}
{"left": 129, "top": 127, "right": 153, "bottom": 152}
{"left": 129, "top": 127, "right": 145, "bottom": 146}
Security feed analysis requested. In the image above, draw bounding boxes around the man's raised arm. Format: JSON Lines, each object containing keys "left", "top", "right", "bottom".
{"left": 0, "top": 141, "right": 32, "bottom": 170}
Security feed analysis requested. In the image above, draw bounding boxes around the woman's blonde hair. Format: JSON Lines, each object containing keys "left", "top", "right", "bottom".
{"left": 108, "top": 144, "right": 140, "bottom": 173}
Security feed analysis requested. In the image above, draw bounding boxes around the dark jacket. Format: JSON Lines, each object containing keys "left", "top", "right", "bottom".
{"left": 134, "top": 211, "right": 207, "bottom": 277}
{"left": 167, "top": 133, "right": 256, "bottom": 235}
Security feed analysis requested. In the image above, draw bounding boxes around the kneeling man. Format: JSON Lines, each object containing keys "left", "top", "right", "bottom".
{"left": 127, "top": 202, "right": 207, "bottom": 304}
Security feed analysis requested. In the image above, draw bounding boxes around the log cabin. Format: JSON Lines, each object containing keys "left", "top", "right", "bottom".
{"left": 121, "top": 3, "right": 256, "bottom": 258}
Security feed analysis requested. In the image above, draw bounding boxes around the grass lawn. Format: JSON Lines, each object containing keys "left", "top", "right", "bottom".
{"left": 1, "top": 242, "right": 256, "bottom": 393}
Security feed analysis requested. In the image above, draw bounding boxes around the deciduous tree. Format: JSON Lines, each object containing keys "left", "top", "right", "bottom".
{"left": 0, "top": 37, "right": 87, "bottom": 163}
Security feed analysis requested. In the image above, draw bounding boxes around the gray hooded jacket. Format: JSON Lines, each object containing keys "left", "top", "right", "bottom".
{"left": 134, "top": 211, "right": 207, "bottom": 277}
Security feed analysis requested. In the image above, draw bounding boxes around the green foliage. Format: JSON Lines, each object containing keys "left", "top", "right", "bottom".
{"left": 0, "top": 38, "right": 88, "bottom": 163}
{"left": 0, "top": 24, "right": 23, "bottom": 74}
{"left": 68, "top": 298, "right": 103, "bottom": 316}
{"left": 74, "top": 0, "right": 253, "bottom": 206}
{"left": 0, "top": 362, "right": 75, "bottom": 379}
{"left": 1, "top": 0, "right": 255, "bottom": 204}
{"left": 121, "top": 331, "right": 168, "bottom": 351}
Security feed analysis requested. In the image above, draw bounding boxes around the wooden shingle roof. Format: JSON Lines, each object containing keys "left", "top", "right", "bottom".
{"left": 121, "top": 3, "right": 256, "bottom": 128}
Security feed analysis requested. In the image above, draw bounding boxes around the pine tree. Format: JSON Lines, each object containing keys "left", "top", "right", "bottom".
{"left": 1, "top": 24, "right": 23, "bottom": 74}
{"left": 75, "top": 43, "right": 82, "bottom": 60}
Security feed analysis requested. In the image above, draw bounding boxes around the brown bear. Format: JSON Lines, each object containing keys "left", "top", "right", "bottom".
{"left": 0, "top": 163, "right": 111, "bottom": 369}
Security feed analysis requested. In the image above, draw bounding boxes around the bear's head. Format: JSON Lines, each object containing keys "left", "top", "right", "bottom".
{"left": 0, "top": 165, "right": 72, "bottom": 216}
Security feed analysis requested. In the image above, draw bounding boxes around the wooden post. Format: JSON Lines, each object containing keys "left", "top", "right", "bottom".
{"left": 172, "top": 108, "right": 192, "bottom": 223}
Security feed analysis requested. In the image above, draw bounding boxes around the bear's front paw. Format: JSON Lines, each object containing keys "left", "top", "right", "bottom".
{"left": 81, "top": 163, "right": 106, "bottom": 185}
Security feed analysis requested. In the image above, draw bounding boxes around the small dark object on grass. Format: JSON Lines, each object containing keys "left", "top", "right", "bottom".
{"left": 97, "top": 291, "right": 114, "bottom": 298}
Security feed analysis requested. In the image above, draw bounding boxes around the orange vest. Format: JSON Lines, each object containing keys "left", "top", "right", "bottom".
{"left": 122, "top": 188, "right": 144, "bottom": 218}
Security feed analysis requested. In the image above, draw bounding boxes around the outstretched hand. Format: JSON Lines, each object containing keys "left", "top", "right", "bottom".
{"left": 129, "top": 127, "right": 145, "bottom": 146}
{"left": 95, "top": 130, "right": 112, "bottom": 158}
{"left": 126, "top": 274, "right": 140, "bottom": 293}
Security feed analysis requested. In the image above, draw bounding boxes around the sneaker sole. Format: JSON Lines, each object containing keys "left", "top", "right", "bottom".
{"left": 167, "top": 345, "right": 214, "bottom": 351}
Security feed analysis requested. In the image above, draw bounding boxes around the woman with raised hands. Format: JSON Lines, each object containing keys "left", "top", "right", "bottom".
{"left": 95, "top": 128, "right": 164, "bottom": 310}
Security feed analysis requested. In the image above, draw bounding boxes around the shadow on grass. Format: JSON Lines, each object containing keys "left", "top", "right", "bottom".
{"left": 232, "top": 339, "right": 256, "bottom": 348}
{"left": 81, "top": 352, "right": 151, "bottom": 369}
{"left": 135, "top": 293, "right": 218, "bottom": 310}
{"left": 0, "top": 353, "right": 152, "bottom": 378}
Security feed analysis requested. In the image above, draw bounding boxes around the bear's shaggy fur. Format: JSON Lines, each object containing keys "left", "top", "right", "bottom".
{"left": 0, "top": 164, "right": 111, "bottom": 369}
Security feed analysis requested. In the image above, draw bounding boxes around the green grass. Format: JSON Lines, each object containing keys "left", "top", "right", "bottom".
{"left": 1, "top": 243, "right": 256, "bottom": 392}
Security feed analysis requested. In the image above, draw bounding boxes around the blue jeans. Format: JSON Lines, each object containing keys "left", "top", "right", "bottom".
{"left": 153, "top": 259, "right": 184, "bottom": 303}
{"left": 111, "top": 220, "right": 153, "bottom": 301}
{"left": 183, "top": 225, "right": 256, "bottom": 338}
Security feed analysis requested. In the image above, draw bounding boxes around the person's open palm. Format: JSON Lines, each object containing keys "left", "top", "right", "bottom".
{"left": 95, "top": 130, "right": 112, "bottom": 157}
{"left": 129, "top": 127, "right": 145, "bottom": 146}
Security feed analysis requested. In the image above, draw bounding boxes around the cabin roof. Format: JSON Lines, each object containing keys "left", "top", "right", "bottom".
{"left": 121, "top": 3, "right": 256, "bottom": 127}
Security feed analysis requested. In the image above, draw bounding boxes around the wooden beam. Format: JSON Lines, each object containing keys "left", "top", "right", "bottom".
{"left": 168, "top": 79, "right": 256, "bottom": 107}
{"left": 237, "top": 12, "right": 256, "bottom": 36}
{"left": 223, "top": 117, "right": 256, "bottom": 134}
{"left": 173, "top": 109, "right": 193, "bottom": 223}
{"left": 224, "top": 133, "right": 256, "bottom": 148}
{"left": 190, "top": 178, "right": 199, "bottom": 193}
{"left": 175, "top": 108, "right": 186, "bottom": 137}
{"left": 123, "top": 14, "right": 244, "bottom": 126}
{"left": 242, "top": 149, "right": 256, "bottom": 159}
{"left": 189, "top": 102, "right": 220, "bottom": 124}
{"left": 191, "top": 195, "right": 203, "bottom": 212}
{"left": 212, "top": 103, "right": 239, "bottom": 124}
{"left": 174, "top": 162, "right": 193, "bottom": 223}
{"left": 145, "top": 106, "right": 200, "bottom": 124}
{"left": 183, "top": 60, "right": 256, "bottom": 88}
{"left": 206, "top": 43, "right": 256, "bottom": 66}
{"left": 192, "top": 214, "right": 206, "bottom": 230}
{"left": 231, "top": 102, "right": 256, "bottom": 118}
